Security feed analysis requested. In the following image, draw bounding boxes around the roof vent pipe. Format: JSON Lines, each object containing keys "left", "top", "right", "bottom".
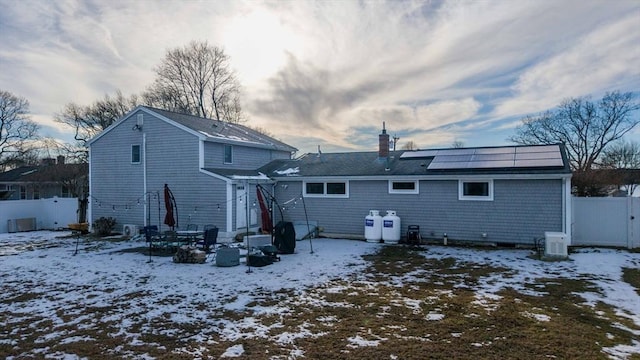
{"left": 379, "top": 122, "right": 389, "bottom": 159}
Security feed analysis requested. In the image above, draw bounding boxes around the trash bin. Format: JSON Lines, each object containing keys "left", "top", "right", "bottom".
{"left": 274, "top": 221, "right": 296, "bottom": 254}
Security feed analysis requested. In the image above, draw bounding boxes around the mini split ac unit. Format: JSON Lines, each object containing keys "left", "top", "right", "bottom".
{"left": 544, "top": 232, "right": 569, "bottom": 258}
{"left": 123, "top": 224, "right": 139, "bottom": 238}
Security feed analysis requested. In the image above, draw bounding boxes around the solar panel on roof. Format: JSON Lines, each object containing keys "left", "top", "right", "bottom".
{"left": 515, "top": 145, "right": 560, "bottom": 153}
{"left": 407, "top": 145, "right": 564, "bottom": 170}
{"left": 514, "top": 158, "right": 564, "bottom": 167}
{"left": 515, "top": 152, "right": 560, "bottom": 160}
{"left": 472, "top": 153, "right": 515, "bottom": 161}
{"left": 436, "top": 148, "right": 476, "bottom": 156}
{"left": 428, "top": 161, "right": 471, "bottom": 169}
{"left": 469, "top": 160, "right": 516, "bottom": 168}
{"left": 399, "top": 150, "right": 439, "bottom": 159}
{"left": 432, "top": 154, "right": 473, "bottom": 163}
{"left": 474, "top": 147, "right": 516, "bottom": 155}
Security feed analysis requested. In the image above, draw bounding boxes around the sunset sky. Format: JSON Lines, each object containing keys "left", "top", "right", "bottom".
{"left": 1, "top": 0, "right": 638, "bottom": 154}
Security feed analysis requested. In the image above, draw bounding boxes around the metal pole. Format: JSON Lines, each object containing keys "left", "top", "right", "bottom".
{"left": 245, "top": 181, "right": 252, "bottom": 273}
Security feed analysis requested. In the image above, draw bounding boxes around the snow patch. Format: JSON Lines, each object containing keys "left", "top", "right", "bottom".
{"left": 221, "top": 344, "right": 244, "bottom": 357}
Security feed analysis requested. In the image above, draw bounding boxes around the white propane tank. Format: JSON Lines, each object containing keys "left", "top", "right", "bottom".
{"left": 382, "top": 210, "right": 401, "bottom": 244}
{"left": 364, "top": 210, "right": 382, "bottom": 242}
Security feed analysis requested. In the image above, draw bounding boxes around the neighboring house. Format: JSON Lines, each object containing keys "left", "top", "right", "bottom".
{"left": 259, "top": 127, "right": 573, "bottom": 245}
{"left": 0, "top": 157, "right": 87, "bottom": 201}
{"left": 87, "top": 106, "right": 297, "bottom": 240}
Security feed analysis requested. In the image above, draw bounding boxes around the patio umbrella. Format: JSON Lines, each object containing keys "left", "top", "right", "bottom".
{"left": 163, "top": 184, "right": 176, "bottom": 230}
{"left": 257, "top": 186, "right": 272, "bottom": 233}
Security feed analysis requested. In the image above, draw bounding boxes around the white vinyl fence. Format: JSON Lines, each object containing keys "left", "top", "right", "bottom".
{"left": 0, "top": 197, "right": 79, "bottom": 234}
{"left": 572, "top": 197, "right": 639, "bottom": 249}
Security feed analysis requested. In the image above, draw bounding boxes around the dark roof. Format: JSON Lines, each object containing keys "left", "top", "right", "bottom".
{"left": 145, "top": 107, "right": 298, "bottom": 153}
{"left": 0, "top": 166, "right": 38, "bottom": 181}
{"left": 0, "top": 164, "right": 88, "bottom": 183}
{"left": 259, "top": 144, "right": 572, "bottom": 178}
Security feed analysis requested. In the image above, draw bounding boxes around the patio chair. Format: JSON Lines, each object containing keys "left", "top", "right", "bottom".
{"left": 203, "top": 224, "right": 216, "bottom": 231}
{"left": 197, "top": 227, "right": 219, "bottom": 253}
{"left": 186, "top": 224, "right": 198, "bottom": 231}
{"left": 162, "top": 230, "right": 178, "bottom": 249}
{"left": 144, "top": 225, "right": 160, "bottom": 244}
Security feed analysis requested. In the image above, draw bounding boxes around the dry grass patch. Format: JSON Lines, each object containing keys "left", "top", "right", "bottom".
{"left": 1, "top": 244, "right": 638, "bottom": 359}
{"left": 623, "top": 267, "right": 640, "bottom": 296}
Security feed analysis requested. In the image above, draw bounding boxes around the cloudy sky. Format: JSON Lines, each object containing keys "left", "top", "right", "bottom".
{"left": 1, "top": 0, "right": 638, "bottom": 154}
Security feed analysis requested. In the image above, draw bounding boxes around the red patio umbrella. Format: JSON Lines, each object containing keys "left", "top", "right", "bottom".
{"left": 164, "top": 184, "right": 176, "bottom": 229}
{"left": 257, "top": 186, "right": 272, "bottom": 233}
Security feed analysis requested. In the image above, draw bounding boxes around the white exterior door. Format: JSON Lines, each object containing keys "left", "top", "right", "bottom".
{"left": 236, "top": 185, "right": 247, "bottom": 229}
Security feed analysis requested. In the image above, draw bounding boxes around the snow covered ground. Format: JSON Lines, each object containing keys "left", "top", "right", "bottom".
{"left": 1, "top": 231, "right": 639, "bottom": 359}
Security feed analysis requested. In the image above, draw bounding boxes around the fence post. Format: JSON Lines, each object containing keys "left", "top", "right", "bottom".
{"left": 629, "top": 197, "right": 640, "bottom": 249}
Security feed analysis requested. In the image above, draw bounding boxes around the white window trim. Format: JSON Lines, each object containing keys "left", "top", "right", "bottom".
{"left": 388, "top": 180, "right": 419, "bottom": 194}
{"left": 303, "top": 181, "right": 349, "bottom": 198}
{"left": 458, "top": 179, "right": 494, "bottom": 201}
{"left": 131, "top": 144, "right": 141, "bottom": 164}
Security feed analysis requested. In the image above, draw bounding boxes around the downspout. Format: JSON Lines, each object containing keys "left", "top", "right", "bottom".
{"left": 563, "top": 177, "right": 572, "bottom": 244}
{"left": 87, "top": 147, "right": 92, "bottom": 231}
{"left": 143, "top": 132, "right": 148, "bottom": 227}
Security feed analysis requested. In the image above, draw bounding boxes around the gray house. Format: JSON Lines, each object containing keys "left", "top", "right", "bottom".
{"left": 0, "top": 157, "right": 87, "bottom": 201}
{"left": 259, "top": 127, "right": 573, "bottom": 245}
{"left": 88, "top": 106, "right": 297, "bottom": 239}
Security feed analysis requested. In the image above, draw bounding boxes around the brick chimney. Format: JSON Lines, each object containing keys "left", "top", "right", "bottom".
{"left": 57, "top": 155, "right": 65, "bottom": 164}
{"left": 378, "top": 122, "right": 389, "bottom": 158}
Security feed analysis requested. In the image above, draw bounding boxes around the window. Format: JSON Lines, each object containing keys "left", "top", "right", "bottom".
{"left": 327, "top": 182, "right": 346, "bottom": 195}
{"left": 458, "top": 180, "right": 493, "bottom": 201}
{"left": 224, "top": 145, "right": 233, "bottom": 164}
{"left": 303, "top": 181, "right": 349, "bottom": 198}
{"left": 33, "top": 187, "right": 40, "bottom": 200}
{"left": 131, "top": 145, "right": 141, "bottom": 164}
{"left": 306, "top": 182, "right": 324, "bottom": 195}
{"left": 20, "top": 186, "right": 26, "bottom": 200}
{"left": 389, "top": 180, "right": 419, "bottom": 194}
{"left": 62, "top": 186, "right": 70, "bottom": 198}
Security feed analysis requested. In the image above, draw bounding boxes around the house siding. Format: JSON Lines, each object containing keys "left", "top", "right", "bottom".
{"left": 273, "top": 178, "right": 563, "bottom": 244}
{"left": 90, "top": 111, "right": 146, "bottom": 228}
{"left": 203, "top": 142, "right": 290, "bottom": 169}
{"left": 90, "top": 110, "right": 228, "bottom": 232}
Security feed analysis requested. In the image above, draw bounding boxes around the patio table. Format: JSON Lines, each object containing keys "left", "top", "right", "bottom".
{"left": 175, "top": 230, "right": 204, "bottom": 245}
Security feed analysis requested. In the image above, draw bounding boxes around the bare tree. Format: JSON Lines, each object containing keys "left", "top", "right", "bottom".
{"left": 600, "top": 140, "right": 640, "bottom": 195}
{"left": 0, "top": 90, "right": 40, "bottom": 171}
{"left": 143, "top": 41, "right": 244, "bottom": 122}
{"left": 401, "top": 140, "right": 417, "bottom": 150}
{"left": 601, "top": 140, "right": 640, "bottom": 169}
{"left": 451, "top": 140, "right": 465, "bottom": 148}
{"left": 510, "top": 91, "right": 640, "bottom": 172}
{"left": 55, "top": 90, "right": 139, "bottom": 159}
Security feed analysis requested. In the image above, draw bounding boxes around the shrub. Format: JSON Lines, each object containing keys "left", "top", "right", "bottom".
{"left": 93, "top": 217, "right": 116, "bottom": 237}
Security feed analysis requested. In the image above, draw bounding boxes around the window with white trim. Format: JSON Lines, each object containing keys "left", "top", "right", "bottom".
{"left": 458, "top": 180, "right": 493, "bottom": 201}
{"left": 224, "top": 144, "right": 233, "bottom": 164}
{"left": 303, "top": 181, "right": 349, "bottom": 198}
{"left": 389, "top": 180, "right": 419, "bottom": 194}
{"left": 131, "top": 144, "right": 141, "bottom": 164}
